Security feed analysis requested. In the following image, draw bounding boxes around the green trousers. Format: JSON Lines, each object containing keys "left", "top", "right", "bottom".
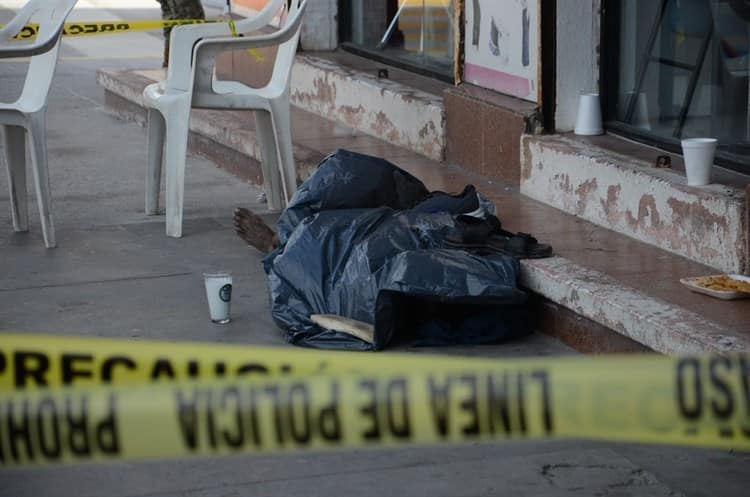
{"left": 157, "top": 0, "right": 206, "bottom": 43}
{"left": 157, "top": 0, "right": 206, "bottom": 66}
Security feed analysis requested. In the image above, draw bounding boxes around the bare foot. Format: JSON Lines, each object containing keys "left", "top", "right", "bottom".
{"left": 233, "top": 207, "right": 279, "bottom": 254}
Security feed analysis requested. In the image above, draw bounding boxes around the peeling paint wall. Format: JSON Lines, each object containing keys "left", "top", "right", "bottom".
{"left": 521, "top": 135, "right": 747, "bottom": 274}
{"left": 290, "top": 55, "right": 446, "bottom": 161}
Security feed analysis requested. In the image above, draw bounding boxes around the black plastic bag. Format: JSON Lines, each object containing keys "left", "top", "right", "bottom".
{"left": 263, "top": 150, "right": 531, "bottom": 350}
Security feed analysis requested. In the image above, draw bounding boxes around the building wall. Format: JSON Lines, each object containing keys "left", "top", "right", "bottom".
{"left": 463, "top": 0, "right": 540, "bottom": 103}
{"left": 556, "top": 0, "right": 601, "bottom": 131}
{"left": 283, "top": 0, "right": 601, "bottom": 134}
{"left": 456, "top": 0, "right": 606, "bottom": 132}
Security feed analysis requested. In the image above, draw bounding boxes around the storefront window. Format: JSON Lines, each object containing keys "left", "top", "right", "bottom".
{"left": 603, "top": 0, "right": 749, "bottom": 170}
{"left": 339, "top": 0, "right": 454, "bottom": 80}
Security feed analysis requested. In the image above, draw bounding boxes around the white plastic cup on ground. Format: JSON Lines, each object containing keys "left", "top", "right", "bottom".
{"left": 574, "top": 93, "right": 604, "bottom": 136}
{"left": 204, "top": 272, "right": 232, "bottom": 324}
{"left": 681, "top": 138, "right": 717, "bottom": 186}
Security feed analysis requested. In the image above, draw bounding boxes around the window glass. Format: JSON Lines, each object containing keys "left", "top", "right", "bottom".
{"left": 605, "top": 0, "right": 749, "bottom": 168}
{"left": 341, "top": 0, "right": 454, "bottom": 78}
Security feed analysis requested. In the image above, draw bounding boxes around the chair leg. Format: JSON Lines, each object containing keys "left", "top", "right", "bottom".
{"left": 27, "top": 113, "right": 55, "bottom": 248}
{"left": 2, "top": 124, "right": 29, "bottom": 232}
{"left": 146, "top": 108, "right": 166, "bottom": 216}
{"left": 269, "top": 97, "right": 298, "bottom": 205}
{"left": 254, "top": 110, "right": 285, "bottom": 211}
{"left": 163, "top": 106, "right": 191, "bottom": 238}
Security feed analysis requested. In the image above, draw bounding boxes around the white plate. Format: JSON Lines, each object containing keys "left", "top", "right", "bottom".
{"left": 680, "top": 275, "right": 750, "bottom": 300}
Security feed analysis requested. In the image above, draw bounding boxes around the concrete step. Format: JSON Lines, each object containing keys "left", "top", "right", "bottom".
{"left": 521, "top": 134, "right": 748, "bottom": 274}
{"left": 96, "top": 67, "right": 750, "bottom": 355}
{"left": 521, "top": 257, "right": 747, "bottom": 353}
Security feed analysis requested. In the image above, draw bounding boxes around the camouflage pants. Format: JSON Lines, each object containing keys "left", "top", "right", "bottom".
{"left": 157, "top": 0, "right": 206, "bottom": 44}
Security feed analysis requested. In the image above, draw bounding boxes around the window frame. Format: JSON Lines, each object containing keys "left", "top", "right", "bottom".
{"left": 600, "top": 0, "right": 750, "bottom": 173}
{"left": 337, "top": 0, "right": 457, "bottom": 83}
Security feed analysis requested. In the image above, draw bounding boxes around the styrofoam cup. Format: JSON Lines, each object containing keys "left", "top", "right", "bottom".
{"left": 574, "top": 93, "right": 603, "bottom": 135}
{"left": 632, "top": 92, "right": 651, "bottom": 130}
{"left": 621, "top": 91, "right": 652, "bottom": 130}
{"left": 204, "top": 272, "right": 232, "bottom": 324}
{"left": 681, "top": 138, "right": 717, "bottom": 186}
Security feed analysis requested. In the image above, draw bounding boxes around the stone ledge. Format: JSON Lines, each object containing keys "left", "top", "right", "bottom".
{"left": 521, "top": 134, "right": 747, "bottom": 274}
{"left": 290, "top": 54, "right": 445, "bottom": 161}
{"left": 520, "top": 257, "right": 750, "bottom": 354}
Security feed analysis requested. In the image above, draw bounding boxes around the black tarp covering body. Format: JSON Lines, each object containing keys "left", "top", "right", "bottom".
{"left": 263, "top": 150, "right": 530, "bottom": 350}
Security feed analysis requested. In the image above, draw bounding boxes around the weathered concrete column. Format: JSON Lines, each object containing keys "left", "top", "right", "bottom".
{"left": 300, "top": 0, "right": 338, "bottom": 51}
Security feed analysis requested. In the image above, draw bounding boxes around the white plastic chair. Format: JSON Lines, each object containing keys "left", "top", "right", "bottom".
{"left": 0, "top": 0, "right": 78, "bottom": 248}
{"left": 144, "top": 0, "right": 307, "bottom": 238}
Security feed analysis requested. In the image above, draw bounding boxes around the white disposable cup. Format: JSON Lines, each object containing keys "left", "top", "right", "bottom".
{"left": 574, "top": 93, "right": 604, "bottom": 135}
{"left": 681, "top": 138, "right": 717, "bottom": 186}
{"left": 204, "top": 272, "right": 232, "bottom": 324}
{"left": 621, "top": 91, "right": 651, "bottom": 130}
{"left": 632, "top": 92, "right": 651, "bottom": 130}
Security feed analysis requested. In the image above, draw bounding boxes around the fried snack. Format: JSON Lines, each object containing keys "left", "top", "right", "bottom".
{"left": 694, "top": 275, "right": 750, "bottom": 293}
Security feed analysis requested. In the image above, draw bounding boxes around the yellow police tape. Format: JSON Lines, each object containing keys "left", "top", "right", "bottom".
{"left": 0, "top": 333, "right": 748, "bottom": 467}
{"left": 2, "top": 19, "right": 265, "bottom": 62}
{"left": 7, "top": 19, "right": 216, "bottom": 40}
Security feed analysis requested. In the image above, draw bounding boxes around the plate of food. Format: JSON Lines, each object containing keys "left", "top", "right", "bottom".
{"left": 680, "top": 274, "right": 750, "bottom": 300}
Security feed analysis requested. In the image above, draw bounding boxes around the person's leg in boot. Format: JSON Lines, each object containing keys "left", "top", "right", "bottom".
{"left": 234, "top": 208, "right": 279, "bottom": 254}
{"left": 159, "top": 0, "right": 206, "bottom": 68}
{"left": 174, "top": 0, "right": 206, "bottom": 25}
{"left": 157, "top": 0, "right": 170, "bottom": 67}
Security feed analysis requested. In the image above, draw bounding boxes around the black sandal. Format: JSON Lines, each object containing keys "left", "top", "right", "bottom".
{"left": 490, "top": 232, "right": 552, "bottom": 258}
{"left": 444, "top": 231, "right": 552, "bottom": 259}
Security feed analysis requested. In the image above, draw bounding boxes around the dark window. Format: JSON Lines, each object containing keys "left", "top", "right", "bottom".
{"left": 603, "top": 0, "right": 750, "bottom": 171}
{"left": 338, "top": 0, "right": 455, "bottom": 81}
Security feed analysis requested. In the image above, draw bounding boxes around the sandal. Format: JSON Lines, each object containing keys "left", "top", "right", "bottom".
{"left": 491, "top": 232, "right": 552, "bottom": 258}
{"left": 444, "top": 231, "right": 552, "bottom": 259}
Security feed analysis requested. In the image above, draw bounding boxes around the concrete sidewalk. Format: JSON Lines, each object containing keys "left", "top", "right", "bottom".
{"left": 0, "top": 2, "right": 566, "bottom": 355}
{"left": 0, "top": 57, "right": 568, "bottom": 354}
{"left": 1, "top": 4, "right": 750, "bottom": 496}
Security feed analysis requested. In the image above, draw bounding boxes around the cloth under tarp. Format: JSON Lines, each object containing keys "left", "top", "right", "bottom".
{"left": 263, "top": 149, "right": 531, "bottom": 350}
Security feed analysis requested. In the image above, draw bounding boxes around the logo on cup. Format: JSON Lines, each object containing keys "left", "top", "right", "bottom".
{"left": 219, "top": 284, "right": 232, "bottom": 302}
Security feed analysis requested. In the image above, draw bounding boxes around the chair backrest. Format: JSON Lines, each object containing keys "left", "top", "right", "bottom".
{"left": 165, "top": 0, "right": 285, "bottom": 91}
{"left": 16, "top": 0, "right": 78, "bottom": 112}
{"left": 234, "top": 0, "right": 287, "bottom": 33}
{"left": 0, "top": 0, "right": 43, "bottom": 43}
{"left": 191, "top": 0, "right": 308, "bottom": 99}
{"left": 268, "top": 0, "right": 307, "bottom": 91}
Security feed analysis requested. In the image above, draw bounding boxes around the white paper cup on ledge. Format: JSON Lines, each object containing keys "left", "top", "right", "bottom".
{"left": 574, "top": 93, "right": 604, "bottom": 136}
{"left": 681, "top": 138, "right": 717, "bottom": 186}
{"left": 204, "top": 272, "right": 232, "bottom": 324}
